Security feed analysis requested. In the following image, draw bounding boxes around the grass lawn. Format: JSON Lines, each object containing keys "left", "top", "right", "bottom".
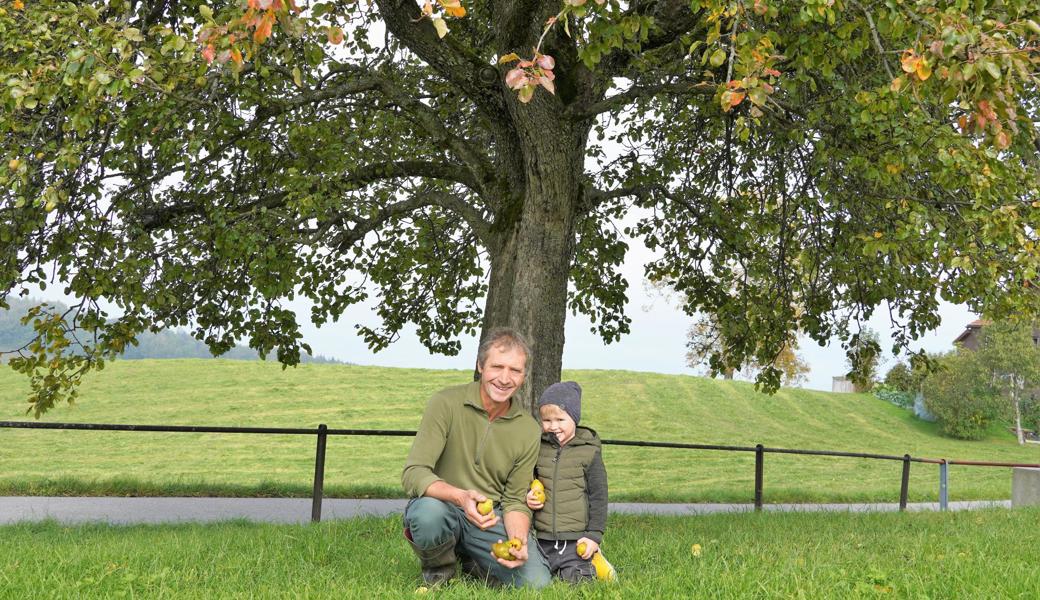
{"left": 2, "top": 360, "right": 1039, "bottom": 503}
{"left": 2, "top": 509, "right": 1039, "bottom": 598}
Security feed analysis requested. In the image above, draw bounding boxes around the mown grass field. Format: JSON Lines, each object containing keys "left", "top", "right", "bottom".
{"left": 2, "top": 509, "right": 1039, "bottom": 598}
{"left": 2, "top": 359, "right": 1038, "bottom": 502}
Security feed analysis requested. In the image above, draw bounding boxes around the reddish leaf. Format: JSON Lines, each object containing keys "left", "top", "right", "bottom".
{"left": 327, "top": 26, "right": 344, "bottom": 45}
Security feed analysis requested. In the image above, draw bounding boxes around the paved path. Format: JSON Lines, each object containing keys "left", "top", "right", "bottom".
{"left": 0, "top": 497, "right": 1012, "bottom": 525}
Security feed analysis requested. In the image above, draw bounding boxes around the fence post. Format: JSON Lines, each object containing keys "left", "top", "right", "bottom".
{"left": 754, "top": 444, "right": 764, "bottom": 511}
{"left": 938, "top": 460, "right": 948, "bottom": 511}
{"left": 899, "top": 454, "right": 911, "bottom": 511}
{"left": 311, "top": 424, "right": 328, "bottom": 523}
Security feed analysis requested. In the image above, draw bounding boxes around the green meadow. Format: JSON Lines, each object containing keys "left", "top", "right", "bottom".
{"left": 2, "top": 509, "right": 1039, "bottom": 598}
{"left": 2, "top": 359, "right": 1038, "bottom": 503}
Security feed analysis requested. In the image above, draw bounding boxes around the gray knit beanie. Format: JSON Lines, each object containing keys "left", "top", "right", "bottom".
{"left": 538, "top": 381, "right": 582, "bottom": 425}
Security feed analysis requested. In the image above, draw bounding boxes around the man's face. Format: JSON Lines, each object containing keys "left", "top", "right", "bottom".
{"left": 477, "top": 344, "right": 527, "bottom": 407}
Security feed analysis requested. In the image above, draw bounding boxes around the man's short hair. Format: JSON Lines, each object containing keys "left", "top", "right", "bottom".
{"left": 476, "top": 327, "right": 532, "bottom": 371}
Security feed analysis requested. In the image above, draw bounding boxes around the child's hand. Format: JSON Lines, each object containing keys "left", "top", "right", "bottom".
{"left": 525, "top": 488, "right": 544, "bottom": 510}
{"left": 577, "top": 537, "right": 599, "bottom": 560}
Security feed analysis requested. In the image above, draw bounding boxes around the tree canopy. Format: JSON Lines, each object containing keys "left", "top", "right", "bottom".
{"left": 2, "top": 0, "right": 1040, "bottom": 415}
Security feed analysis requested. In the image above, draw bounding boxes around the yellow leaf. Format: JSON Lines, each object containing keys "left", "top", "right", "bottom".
{"left": 498, "top": 53, "right": 521, "bottom": 64}
{"left": 432, "top": 17, "right": 449, "bottom": 38}
{"left": 691, "top": 544, "right": 702, "bottom": 557}
{"left": 890, "top": 76, "right": 905, "bottom": 92}
{"left": 899, "top": 50, "right": 918, "bottom": 73}
{"left": 13, "top": 0, "right": 23, "bottom": 9}
{"left": 444, "top": 6, "right": 466, "bottom": 17}
{"left": 292, "top": 67, "right": 302, "bottom": 88}
{"left": 915, "top": 59, "right": 931, "bottom": 81}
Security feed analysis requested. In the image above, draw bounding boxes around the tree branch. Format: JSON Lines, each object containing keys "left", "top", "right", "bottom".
{"left": 344, "top": 160, "right": 480, "bottom": 191}
{"left": 139, "top": 160, "right": 486, "bottom": 232}
{"left": 849, "top": 0, "right": 895, "bottom": 80}
{"left": 569, "top": 81, "right": 715, "bottom": 120}
{"left": 372, "top": 0, "right": 507, "bottom": 119}
{"left": 599, "top": 0, "right": 704, "bottom": 77}
{"left": 369, "top": 72, "right": 500, "bottom": 200}
{"left": 327, "top": 189, "right": 491, "bottom": 250}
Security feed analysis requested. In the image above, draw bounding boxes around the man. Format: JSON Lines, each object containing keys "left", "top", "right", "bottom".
{"left": 401, "top": 328, "right": 551, "bottom": 589}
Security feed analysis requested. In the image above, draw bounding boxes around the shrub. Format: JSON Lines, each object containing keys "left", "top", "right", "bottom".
{"left": 872, "top": 383, "right": 914, "bottom": 409}
{"left": 883, "top": 361, "right": 922, "bottom": 393}
{"left": 922, "top": 351, "right": 1003, "bottom": 440}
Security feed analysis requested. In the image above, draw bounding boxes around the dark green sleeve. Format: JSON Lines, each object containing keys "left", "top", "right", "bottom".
{"left": 584, "top": 448, "right": 608, "bottom": 543}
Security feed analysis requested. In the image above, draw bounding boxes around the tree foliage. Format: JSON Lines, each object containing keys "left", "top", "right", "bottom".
{"left": 844, "top": 327, "right": 881, "bottom": 391}
{"left": 974, "top": 320, "right": 1040, "bottom": 443}
{"left": 922, "top": 349, "right": 1002, "bottom": 440}
{"left": 685, "top": 313, "right": 809, "bottom": 386}
{"left": 3, "top": 0, "right": 1040, "bottom": 415}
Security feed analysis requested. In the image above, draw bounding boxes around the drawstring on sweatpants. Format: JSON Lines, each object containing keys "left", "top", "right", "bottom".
{"left": 553, "top": 540, "right": 567, "bottom": 555}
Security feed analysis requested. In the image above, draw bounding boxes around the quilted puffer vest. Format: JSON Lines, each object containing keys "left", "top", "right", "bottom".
{"left": 533, "top": 426, "right": 600, "bottom": 538}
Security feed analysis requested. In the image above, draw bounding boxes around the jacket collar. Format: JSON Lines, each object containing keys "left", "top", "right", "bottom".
{"left": 463, "top": 381, "right": 526, "bottom": 420}
{"left": 542, "top": 425, "right": 600, "bottom": 448}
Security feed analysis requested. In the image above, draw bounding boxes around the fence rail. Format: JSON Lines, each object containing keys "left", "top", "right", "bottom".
{"left": 3, "top": 420, "right": 1039, "bottom": 521}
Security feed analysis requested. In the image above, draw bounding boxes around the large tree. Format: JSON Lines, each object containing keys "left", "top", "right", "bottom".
{"left": 975, "top": 320, "right": 1040, "bottom": 444}
{"left": 2, "top": 0, "right": 1040, "bottom": 415}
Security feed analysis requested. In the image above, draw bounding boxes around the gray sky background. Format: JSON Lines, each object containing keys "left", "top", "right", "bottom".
{"left": 286, "top": 230, "right": 975, "bottom": 392}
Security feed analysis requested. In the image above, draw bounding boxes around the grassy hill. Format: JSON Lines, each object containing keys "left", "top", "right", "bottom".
{"left": 1, "top": 359, "right": 1037, "bottom": 502}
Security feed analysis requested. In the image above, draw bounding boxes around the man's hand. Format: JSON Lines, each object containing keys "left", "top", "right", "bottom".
{"left": 490, "top": 537, "right": 529, "bottom": 569}
{"left": 525, "top": 488, "right": 544, "bottom": 511}
{"left": 576, "top": 537, "right": 599, "bottom": 560}
{"left": 458, "top": 489, "right": 499, "bottom": 530}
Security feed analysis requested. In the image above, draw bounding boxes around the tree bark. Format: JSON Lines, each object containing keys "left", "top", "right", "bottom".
{"left": 1013, "top": 381, "right": 1025, "bottom": 445}
{"left": 477, "top": 110, "right": 588, "bottom": 413}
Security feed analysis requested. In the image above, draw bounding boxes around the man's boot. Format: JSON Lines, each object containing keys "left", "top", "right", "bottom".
{"left": 404, "top": 529, "right": 457, "bottom": 586}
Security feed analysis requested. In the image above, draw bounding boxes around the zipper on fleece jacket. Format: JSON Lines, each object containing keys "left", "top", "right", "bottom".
{"left": 474, "top": 420, "right": 493, "bottom": 466}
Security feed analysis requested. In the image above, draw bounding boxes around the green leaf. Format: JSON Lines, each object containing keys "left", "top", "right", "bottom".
{"left": 709, "top": 48, "right": 727, "bottom": 68}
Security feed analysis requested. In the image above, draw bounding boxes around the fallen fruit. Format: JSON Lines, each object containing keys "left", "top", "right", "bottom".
{"left": 530, "top": 479, "right": 544, "bottom": 493}
{"left": 476, "top": 498, "right": 493, "bottom": 515}
{"left": 531, "top": 489, "right": 546, "bottom": 504}
{"left": 576, "top": 541, "right": 587, "bottom": 556}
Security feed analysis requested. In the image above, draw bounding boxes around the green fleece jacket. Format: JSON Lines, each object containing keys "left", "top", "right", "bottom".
{"left": 401, "top": 381, "right": 541, "bottom": 518}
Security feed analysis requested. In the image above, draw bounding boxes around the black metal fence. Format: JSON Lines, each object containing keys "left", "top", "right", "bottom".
{"left": 2, "top": 420, "right": 1038, "bottom": 521}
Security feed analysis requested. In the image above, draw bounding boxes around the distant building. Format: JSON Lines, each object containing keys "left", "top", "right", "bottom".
{"left": 832, "top": 376, "right": 856, "bottom": 393}
{"left": 954, "top": 319, "right": 1040, "bottom": 350}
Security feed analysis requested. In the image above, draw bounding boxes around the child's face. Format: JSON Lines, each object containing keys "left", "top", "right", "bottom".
{"left": 540, "top": 406, "right": 576, "bottom": 445}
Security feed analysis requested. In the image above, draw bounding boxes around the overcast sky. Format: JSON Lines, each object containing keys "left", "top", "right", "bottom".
{"left": 286, "top": 229, "right": 975, "bottom": 392}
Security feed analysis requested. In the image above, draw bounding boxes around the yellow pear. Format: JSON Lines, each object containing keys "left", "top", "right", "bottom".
{"left": 576, "top": 541, "right": 588, "bottom": 556}
{"left": 530, "top": 479, "right": 544, "bottom": 493}
{"left": 476, "top": 498, "right": 493, "bottom": 515}
{"left": 491, "top": 538, "right": 522, "bottom": 560}
{"left": 531, "top": 489, "right": 546, "bottom": 504}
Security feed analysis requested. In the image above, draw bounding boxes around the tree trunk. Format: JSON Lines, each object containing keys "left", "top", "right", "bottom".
{"left": 477, "top": 112, "right": 588, "bottom": 413}
{"left": 1013, "top": 382, "right": 1025, "bottom": 445}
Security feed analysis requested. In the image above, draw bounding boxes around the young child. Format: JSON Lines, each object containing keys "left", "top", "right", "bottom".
{"left": 527, "top": 381, "right": 615, "bottom": 583}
